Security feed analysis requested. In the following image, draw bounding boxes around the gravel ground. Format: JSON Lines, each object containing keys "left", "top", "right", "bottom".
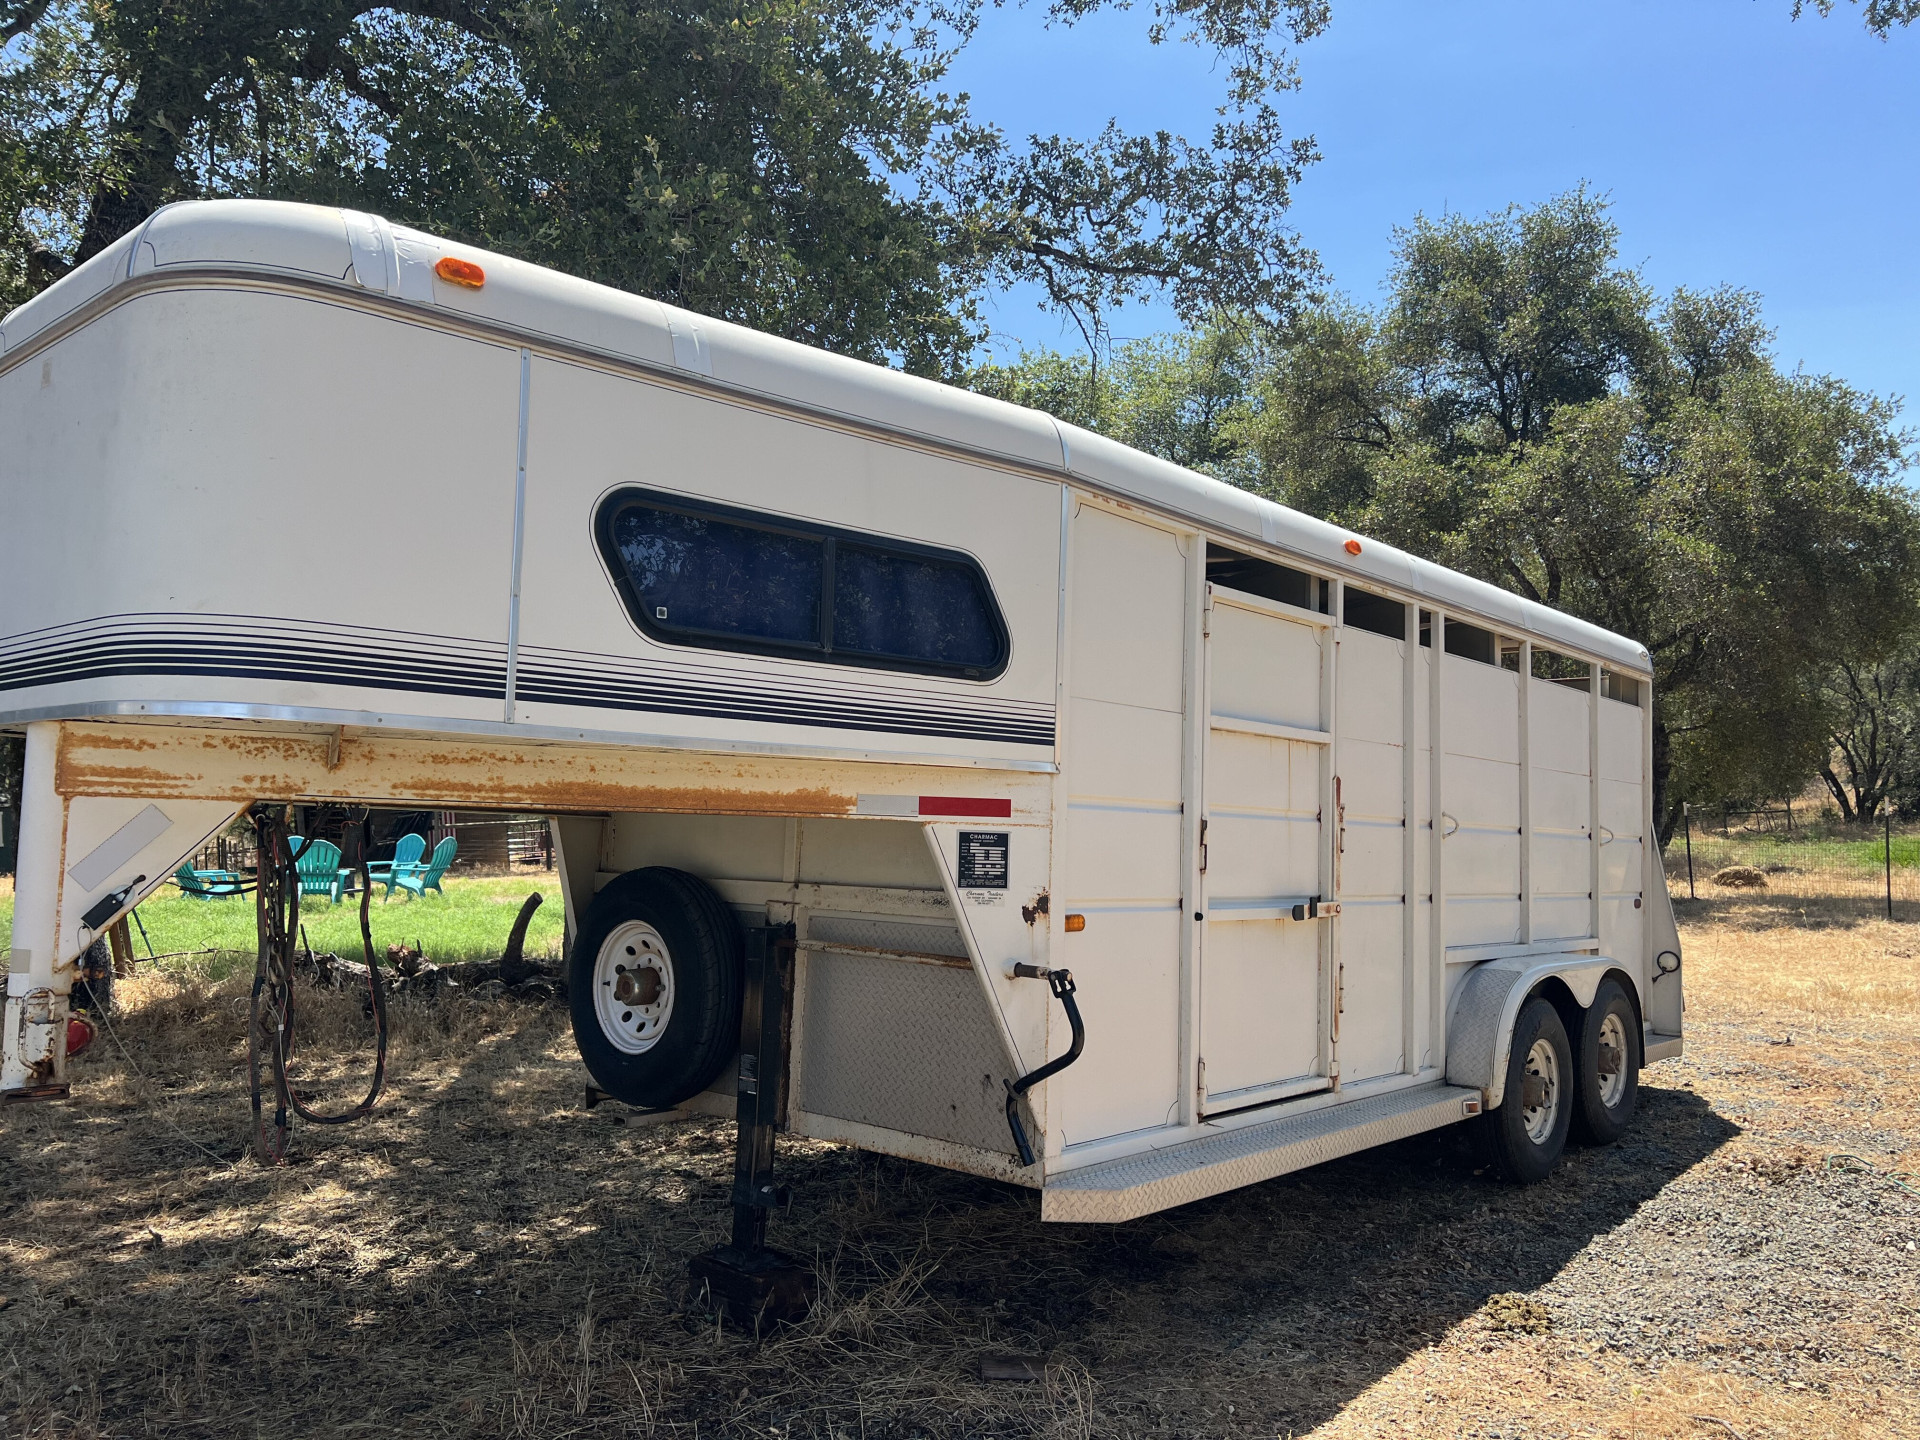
{"left": 0, "top": 920, "right": 1915, "bottom": 1439}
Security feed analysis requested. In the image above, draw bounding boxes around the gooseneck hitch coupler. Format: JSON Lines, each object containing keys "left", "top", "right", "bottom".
{"left": 1003, "top": 964, "right": 1085, "bottom": 1166}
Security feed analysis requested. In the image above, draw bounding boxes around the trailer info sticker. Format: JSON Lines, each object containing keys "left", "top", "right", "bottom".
{"left": 958, "top": 830, "right": 1009, "bottom": 906}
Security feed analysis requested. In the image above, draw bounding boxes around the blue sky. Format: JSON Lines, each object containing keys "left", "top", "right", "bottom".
{"left": 953, "top": 0, "right": 1920, "bottom": 416}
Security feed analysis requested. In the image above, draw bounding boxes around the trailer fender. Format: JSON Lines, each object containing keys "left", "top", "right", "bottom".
{"left": 1446, "top": 955, "right": 1626, "bottom": 1111}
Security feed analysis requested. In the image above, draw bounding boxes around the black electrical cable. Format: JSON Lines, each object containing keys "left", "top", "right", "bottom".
{"left": 248, "top": 807, "right": 389, "bottom": 1164}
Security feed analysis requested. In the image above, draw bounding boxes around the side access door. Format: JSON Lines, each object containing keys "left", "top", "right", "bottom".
{"left": 1197, "top": 583, "right": 1337, "bottom": 1112}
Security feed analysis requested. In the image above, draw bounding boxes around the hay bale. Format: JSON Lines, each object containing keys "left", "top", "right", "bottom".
{"left": 1712, "top": 865, "right": 1768, "bottom": 889}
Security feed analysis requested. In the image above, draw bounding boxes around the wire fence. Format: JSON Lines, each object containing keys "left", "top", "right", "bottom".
{"left": 1664, "top": 807, "right": 1919, "bottom": 917}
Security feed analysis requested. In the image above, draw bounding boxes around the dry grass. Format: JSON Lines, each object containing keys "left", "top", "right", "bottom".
{"left": 1674, "top": 893, "right": 1920, "bottom": 1024}
{"left": 0, "top": 902, "right": 1914, "bottom": 1438}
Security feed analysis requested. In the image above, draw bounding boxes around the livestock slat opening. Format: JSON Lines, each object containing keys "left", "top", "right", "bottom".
{"left": 1342, "top": 586, "right": 1406, "bottom": 640}
{"left": 1532, "top": 646, "right": 1592, "bottom": 689}
{"left": 1206, "top": 543, "right": 1327, "bottom": 612}
{"left": 1603, "top": 670, "right": 1643, "bottom": 706}
{"left": 1442, "top": 618, "right": 1498, "bottom": 665}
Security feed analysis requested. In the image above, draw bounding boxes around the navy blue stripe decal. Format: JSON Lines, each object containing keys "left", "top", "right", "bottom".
{"left": 0, "top": 634, "right": 1055, "bottom": 747}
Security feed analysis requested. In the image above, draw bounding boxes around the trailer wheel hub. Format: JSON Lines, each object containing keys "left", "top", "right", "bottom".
{"left": 1595, "top": 1013, "right": 1628, "bottom": 1107}
{"left": 1519, "top": 1037, "right": 1560, "bottom": 1144}
{"left": 594, "top": 921, "right": 676, "bottom": 1055}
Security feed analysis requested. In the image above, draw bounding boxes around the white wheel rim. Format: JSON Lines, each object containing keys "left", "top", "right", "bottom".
{"left": 1522, "top": 1037, "right": 1561, "bottom": 1145}
{"left": 1597, "top": 1011, "right": 1628, "bottom": 1108}
{"left": 593, "top": 921, "right": 675, "bottom": 1055}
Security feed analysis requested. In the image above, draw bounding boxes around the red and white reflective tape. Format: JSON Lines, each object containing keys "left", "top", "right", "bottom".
{"left": 855, "top": 794, "right": 1013, "bottom": 819}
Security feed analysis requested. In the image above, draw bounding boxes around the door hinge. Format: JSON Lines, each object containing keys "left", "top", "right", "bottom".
{"left": 1197, "top": 1056, "right": 1207, "bottom": 1103}
{"left": 1198, "top": 816, "right": 1208, "bottom": 874}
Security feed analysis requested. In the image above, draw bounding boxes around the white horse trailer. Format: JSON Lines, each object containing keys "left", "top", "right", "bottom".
{"left": 1, "top": 200, "right": 1683, "bottom": 1228}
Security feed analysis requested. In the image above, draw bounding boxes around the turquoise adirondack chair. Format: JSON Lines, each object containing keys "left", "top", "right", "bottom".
{"left": 172, "top": 863, "right": 252, "bottom": 899}
{"left": 394, "top": 836, "right": 456, "bottom": 899}
{"left": 287, "top": 837, "right": 346, "bottom": 904}
{"left": 368, "top": 833, "right": 427, "bottom": 898}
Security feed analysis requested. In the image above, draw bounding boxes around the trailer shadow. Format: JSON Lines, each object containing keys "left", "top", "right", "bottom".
{"left": 5, "top": 994, "right": 1738, "bottom": 1440}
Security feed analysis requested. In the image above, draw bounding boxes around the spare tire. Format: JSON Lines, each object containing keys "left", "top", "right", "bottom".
{"left": 568, "top": 867, "right": 742, "bottom": 1109}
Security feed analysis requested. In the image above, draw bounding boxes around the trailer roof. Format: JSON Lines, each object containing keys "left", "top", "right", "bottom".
{"left": 3, "top": 199, "right": 1650, "bottom": 674}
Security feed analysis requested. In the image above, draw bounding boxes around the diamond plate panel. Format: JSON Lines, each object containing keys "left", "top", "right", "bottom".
{"left": 1444, "top": 964, "right": 1525, "bottom": 1093}
{"left": 1040, "top": 1084, "right": 1477, "bottom": 1222}
{"left": 797, "top": 947, "right": 1014, "bottom": 1155}
{"left": 805, "top": 916, "right": 969, "bottom": 958}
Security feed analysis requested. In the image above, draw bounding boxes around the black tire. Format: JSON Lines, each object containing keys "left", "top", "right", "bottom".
{"left": 567, "top": 867, "right": 742, "bottom": 1109}
{"left": 1571, "top": 977, "right": 1641, "bottom": 1146}
{"left": 1474, "top": 995, "right": 1572, "bottom": 1184}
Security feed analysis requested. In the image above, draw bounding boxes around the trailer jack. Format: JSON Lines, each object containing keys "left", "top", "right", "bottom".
{"left": 1003, "top": 965, "right": 1085, "bottom": 1166}
{"left": 688, "top": 924, "right": 814, "bottom": 1328}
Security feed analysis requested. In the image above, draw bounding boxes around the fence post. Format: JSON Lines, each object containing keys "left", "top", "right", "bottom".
{"left": 1887, "top": 807, "right": 1896, "bottom": 922}
{"left": 1684, "top": 802, "right": 1695, "bottom": 900}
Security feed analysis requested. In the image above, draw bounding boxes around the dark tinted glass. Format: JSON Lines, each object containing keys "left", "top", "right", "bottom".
{"left": 833, "top": 546, "right": 1000, "bottom": 669}
{"left": 611, "top": 506, "right": 821, "bottom": 646}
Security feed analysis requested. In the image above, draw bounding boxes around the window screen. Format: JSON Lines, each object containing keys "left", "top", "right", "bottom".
{"left": 596, "top": 489, "right": 1008, "bottom": 679}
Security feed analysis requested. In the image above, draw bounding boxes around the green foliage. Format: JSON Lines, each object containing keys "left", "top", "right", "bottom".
{"left": 1261, "top": 194, "right": 1917, "bottom": 839}
{"left": 1, "top": 0, "right": 1328, "bottom": 369}
{"left": 1793, "top": 0, "right": 1920, "bottom": 36}
{"left": 969, "top": 320, "right": 1266, "bottom": 481}
{"left": 981, "top": 191, "right": 1920, "bottom": 844}
{"left": 1819, "top": 636, "right": 1920, "bottom": 821}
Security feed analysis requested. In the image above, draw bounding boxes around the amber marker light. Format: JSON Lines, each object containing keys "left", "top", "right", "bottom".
{"left": 1063, "top": 914, "right": 1086, "bottom": 932}
{"left": 1344, "top": 538, "right": 1363, "bottom": 555}
{"left": 434, "top": 257, "right": 486, "bottom": 289}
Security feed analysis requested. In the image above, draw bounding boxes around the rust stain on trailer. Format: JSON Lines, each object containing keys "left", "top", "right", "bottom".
{"left": 58, "top": 729, "right": 159, "bottom": 753}
{"left": 54, "top": 724, "right": 860, "bottom": 817}
{"left": 374, "top": 775, "right": 855, "bottom": 817}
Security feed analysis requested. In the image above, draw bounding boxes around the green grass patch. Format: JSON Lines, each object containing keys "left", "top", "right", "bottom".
{"left": 0, "top": 873, "right": 565, "bottom": 969}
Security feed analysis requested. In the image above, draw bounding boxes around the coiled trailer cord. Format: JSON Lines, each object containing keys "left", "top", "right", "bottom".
{"left": 249, "top": 807, "right": 390, "bottom": 1164}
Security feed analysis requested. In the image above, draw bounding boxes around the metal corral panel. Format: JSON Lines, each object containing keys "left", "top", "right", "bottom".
{"left": 1039, "top": 1084, "right": 1480, "bottom": 1223}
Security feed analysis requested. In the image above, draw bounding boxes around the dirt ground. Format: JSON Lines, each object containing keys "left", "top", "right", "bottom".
{"left": 2, "top": 893, "right": 1916, "bottom": 1439}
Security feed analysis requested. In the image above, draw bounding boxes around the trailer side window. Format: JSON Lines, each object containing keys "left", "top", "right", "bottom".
{"left": 1532, "top": 646, "right": 1591, "bottom": 689}
{"left": 595, "top": 489, "right": 1008, "bottom": 679}
{"left": 1206, "top": 544, "right": 1324, "bottom": 612}
{"left": 1342, "top": 585, "right": 1406, "bottom": 640}
{"left": 832, "top": 544, "right": 1001, "bottom": 670}
{"left": 1442, "top": 619, "right": 1498, "bottom": 665}
{"left": 610, "top": 506, "right": 823, "bottom": 646}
